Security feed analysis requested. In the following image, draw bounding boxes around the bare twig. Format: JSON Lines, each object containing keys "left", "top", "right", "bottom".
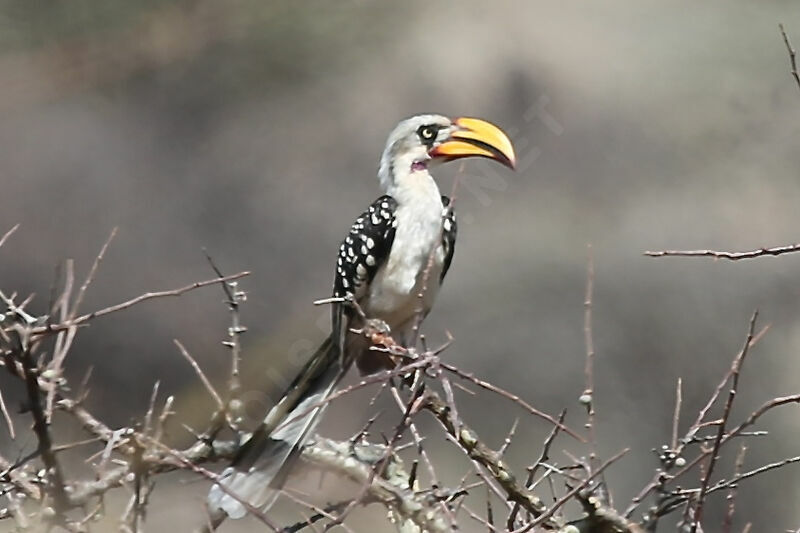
{"left": 281, "top": 501, "right": 350, "bottom": 533}
{"left": 202, "top": 250, "right": 245, "bottom": 423}
{"left": 149, "top": 439, "right": 282, "bottom": 533}
{"left": 0, "top": 224, "right": 19, "bottom": 250}
{"left": 281, "top": 490, "right": 358, "bottom": 533}
{"left": 29, "top": 271, "right": 251, "bottom": 335}
{"left": 498, "top": 418, "right": 520, "bottom": 458}
{"left": 389, "top": 385, "right": 442, "bottom": 491}
{"left": 779, "top": 24, "right": 800, "bottom": 92}
{"left": 0, "top": 454, "right": 42, "bottom": 500}
{"left": 272, "top": 355, "right": 436, "bottom": 436}
{"left": 508, "top": 409, "right": 567, "bottom": 529}
{"left": 582, "top": 245, "right": 598, "bottom": 467}
{"left": 644, "top": 243, "right": 800, "bottom": 260}
{"left": 328, "top": 382, "right": 427, "bottom": 528}
{"left": 723, "top": 393, "right": 800, "bottom": 444}
{"left": 671, "top": 378, "right": 682, "bottom": 452}
{"left": 174, "top": 339, "right": 225, "bottom": 411}
{"left": 529, "top": 448, "right": 629, "bottom": 530}
{"left": 692, "top": 312, "right": 758, "bottom": 532}
{"left": 424, "top": 390, "right": 564, "bottom": 530}
{"left": 302, "top": 437, "right": 453, "bottom": 533}
{"left": 55, "top": 395, "right": 116, "bottom": 442}
{"left": 626, "top": 316, "right": 769, "bottom": 522}
{"left": 649, "top": 391, "right": 800, "bottom": 521}
{"left": 0, "top": 387, "right": 15, "bottom": 439}
{"left": 722, "top": 444, "right": 746, "bottom": 533}
{"left": 46, "top": 259, "right": 77, "bottom": 422}
{"left": 70, "top": 227, "right": 118, "bottom": 318}
{"left": 440, "top": 361, "right": 582, "bottom": 440}
{"left": 19, "top": 341, "right": 69, "bottom": 515}
{"left": 683, "top": 322, "right": 769, "bottom": 454}
{"left": 706, "top": 453, "right": 800, "bottom": 496}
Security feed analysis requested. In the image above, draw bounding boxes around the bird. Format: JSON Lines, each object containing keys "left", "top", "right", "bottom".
{"left": 207, "top": 114, "right": 515, "bottom": 521}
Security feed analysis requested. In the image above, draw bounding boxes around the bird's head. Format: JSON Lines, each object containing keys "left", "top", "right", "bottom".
{"left": 378, "top": 114, "right": 516, "bottom": 193}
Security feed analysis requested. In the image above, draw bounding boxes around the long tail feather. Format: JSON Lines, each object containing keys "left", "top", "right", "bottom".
{"left": 207, "top": 336, "right": 342, "bottom": 519}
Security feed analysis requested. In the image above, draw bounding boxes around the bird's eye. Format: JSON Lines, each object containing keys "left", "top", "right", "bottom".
{"left": 417, "top": 125, "right": 438, "bottom": 144}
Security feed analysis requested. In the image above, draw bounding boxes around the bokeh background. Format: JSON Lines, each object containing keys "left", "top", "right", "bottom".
{"left": 1, "top": 1, "right": 800, "bottom": 531}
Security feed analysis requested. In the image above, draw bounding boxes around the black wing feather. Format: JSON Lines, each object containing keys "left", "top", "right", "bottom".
{"left": 331, "top": 195, "right": 398, "bottom": 349}
{"left": 440, "top": 195, "right": 457, "bottom": 283}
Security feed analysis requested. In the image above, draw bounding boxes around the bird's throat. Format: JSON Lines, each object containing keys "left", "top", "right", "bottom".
{"left": 389, "top": 167, "right": 441, "bottom": 208}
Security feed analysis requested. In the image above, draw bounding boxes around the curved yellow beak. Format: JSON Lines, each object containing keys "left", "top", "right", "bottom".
{"left": 430, "top": 117, "right": 516, "bottom": 169}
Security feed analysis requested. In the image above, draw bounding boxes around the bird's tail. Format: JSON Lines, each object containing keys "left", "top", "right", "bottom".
{"left": 207, "top": 335, "right": 342, "bottom": 520}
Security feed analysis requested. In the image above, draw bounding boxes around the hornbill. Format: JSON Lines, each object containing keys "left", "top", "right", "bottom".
{"left": 207, "top": 114, "right": 516, "bottom": 520}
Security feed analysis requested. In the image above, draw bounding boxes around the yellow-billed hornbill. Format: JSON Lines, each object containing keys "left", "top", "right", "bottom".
{"left": 208, "top": 114, "right": 515, "bottom": 519}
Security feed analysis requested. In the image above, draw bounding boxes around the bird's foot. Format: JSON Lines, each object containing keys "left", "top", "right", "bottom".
{"left": 350, "top": 318, "right": 401, "bottom": 349}
{"left": 363, "top": 318, "right": 403, "bottom": 351}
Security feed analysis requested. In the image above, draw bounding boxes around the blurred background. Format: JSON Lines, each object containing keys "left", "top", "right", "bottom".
{"left": 1, "top": 1, "right": 799, "bottom": 531}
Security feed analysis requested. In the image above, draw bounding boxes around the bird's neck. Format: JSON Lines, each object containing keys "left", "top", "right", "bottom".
{"left": 387, "top": 167, "right": 441, "bottom": 207}
{"left": 380, "top": 147, "right": 443, "bottom": 207}
{"left": 381, "top": 149, "right": 442, "bottom": 207}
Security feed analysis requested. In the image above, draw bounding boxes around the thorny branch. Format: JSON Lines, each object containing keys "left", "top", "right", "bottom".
{"left": 1, "top": 226, "right": 799, "bottom": 533}
{"left": 582, "top": 245, "right": 599, "bottom": 470}
{"left": 202, "top": 250, "right": 246, "bottom": 428}
{"left": 690, "top": 312, "right": 757, "bottom": 532}
{"left": 624, "top": 314, "right": 800, "bottom": 533}
{"left": 27, "top": 270, "right": 251, "bottom": 336}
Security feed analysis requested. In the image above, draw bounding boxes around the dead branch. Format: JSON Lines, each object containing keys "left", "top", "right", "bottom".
{"left": 690, "top": 312, "right": 757, "bottom": 532}
{"left": 423, "top": 389, "right": 564, "bottom": 530}
{"left": 0, "top": 225, "right": 19, "bottom": 251}
{"left": 779, "top": 24, "right": 800, "bottom": 92}
{"left": 18, "top": 335, "right": 70, "bottom": 517}
{"left": 1, "top": 228, "right": 797, "bottom": 533}
{"left": 582, "top": 244, "right": 599, "bottom": 473}
{"left": 26, "top": 270, "right": 250, "bottom": 336}
{"left": 301, "top": 437, "right": 453, "bottom": 533}
{"left": 644, "top": 243, "right": 800, "bottom": 260}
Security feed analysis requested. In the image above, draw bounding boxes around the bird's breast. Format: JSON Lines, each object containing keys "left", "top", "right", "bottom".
{"left": 366, "top": 198, "right": 445, "bottom": 325}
